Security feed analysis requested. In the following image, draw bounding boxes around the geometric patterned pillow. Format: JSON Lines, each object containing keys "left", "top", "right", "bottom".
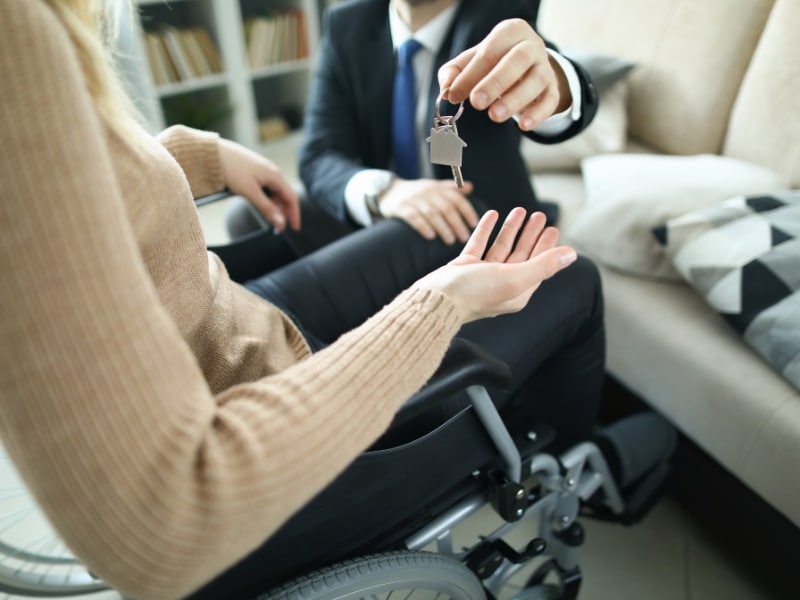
{"left": 652, "top": 191, "right": 800, "bottom": 390}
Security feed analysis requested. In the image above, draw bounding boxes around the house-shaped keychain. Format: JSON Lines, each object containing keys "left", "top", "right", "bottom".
{"left": 426, "top": 126, "right": 467, "bottom": 167}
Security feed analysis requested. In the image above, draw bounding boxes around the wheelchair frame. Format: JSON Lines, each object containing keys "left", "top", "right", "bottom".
{"left": 254, "top": 384, "right": 627, "bottom": 600}
{"left": 0, "top": 343, "right": 627, "bottom": 600}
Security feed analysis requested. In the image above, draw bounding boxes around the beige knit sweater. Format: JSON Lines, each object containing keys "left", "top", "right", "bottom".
{"left": 0, "top": 2, "right": 463, "bottom": 598}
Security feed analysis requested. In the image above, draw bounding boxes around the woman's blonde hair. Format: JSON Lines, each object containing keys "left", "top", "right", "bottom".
{"left": 43, "top": 0, "right": 138, "bottom": 131}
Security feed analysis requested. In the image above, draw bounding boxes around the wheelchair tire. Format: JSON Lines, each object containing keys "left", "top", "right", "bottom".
{"left": 0, "top": 441, "right": 109, "bottom": 597}
{"left": 257, "top": 550, "right": 486, "bottom": 599}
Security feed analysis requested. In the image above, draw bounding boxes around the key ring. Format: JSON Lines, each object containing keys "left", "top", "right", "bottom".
{"left": 435, "top": 87, "right": 464, "bottom": 123}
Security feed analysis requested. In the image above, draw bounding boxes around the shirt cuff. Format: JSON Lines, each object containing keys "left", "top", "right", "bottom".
{"left": 531, "top": 49, "right": 583, "bottom": 136}
{"left": 344, "top": 169, "right": 395, "bottom": 226}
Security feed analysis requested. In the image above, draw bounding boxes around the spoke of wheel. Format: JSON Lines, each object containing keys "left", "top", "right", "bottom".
{"left": 21, "top": 533, "right": 58, "bottom": 562}
{"left": 33, "top": 537, "right": 64, "bottom": 580}
{"left": 5, "top": 530, "right": 71, "bottom": 567}
{"left": 37, "top": 555, "right": 57, "bottom": 583}
{"left": 0, "top": 505, "right": 35, "bottom": 534}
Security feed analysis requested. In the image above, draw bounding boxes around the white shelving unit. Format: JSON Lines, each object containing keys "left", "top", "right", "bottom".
{"left": 127, "top": 0, "right": 321, "bottom": 157}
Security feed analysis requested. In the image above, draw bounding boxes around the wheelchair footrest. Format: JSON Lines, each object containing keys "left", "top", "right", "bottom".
{"left": 581, "top": 460, "right": 672, "bottom": 525}
{"left": 584, "top": 411, "right": 678, "bottom": 524}
{"left": 466, "top": 537, "right": 547, "bottom": 580}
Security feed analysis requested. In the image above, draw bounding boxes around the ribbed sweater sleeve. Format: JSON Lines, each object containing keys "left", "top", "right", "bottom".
{"left": 0, "top": 3, "right": 464, "bottom": 599}
{"left": 157, "top": 125, "right": 225, "bottom": 199}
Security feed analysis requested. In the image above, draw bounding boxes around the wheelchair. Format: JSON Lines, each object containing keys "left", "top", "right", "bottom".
{"left": 0, "top": 197, "right": 673, "bottom": 599}
{"left": 0, "top": 335, "right": 670, "bottom": 600}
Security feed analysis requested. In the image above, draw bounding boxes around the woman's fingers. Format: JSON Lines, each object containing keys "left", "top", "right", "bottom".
{"left": 467, "top": 209, "right": 562, "bottom": 264}
{"left": 418, "top": 208, "right": 578, "bottom": 324}
{"left": 460, "top": 210, "right": 499, "bottom": 259}
{"left": 483, "top": 207, "right": 528, "bottom": 262}
{"left": 507, "top": 211, "right": 548, "bottom": 262}
{"left": 531, "top": 226, "right": 560, "bottom": 258}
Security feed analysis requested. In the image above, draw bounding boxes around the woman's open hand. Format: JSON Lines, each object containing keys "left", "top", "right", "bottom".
{"left": 413, "top": 208, "right": 577, "bottom": 323}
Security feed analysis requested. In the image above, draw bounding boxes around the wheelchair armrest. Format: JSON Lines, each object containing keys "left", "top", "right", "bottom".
{"left": 195, "top": 189, "right": 236, "bottom": 208}
{"left": 197, "top": 190, "right": 299, "bottom": 283}
{"left": 395, "top": 338, "right": 512, "bottom": 426}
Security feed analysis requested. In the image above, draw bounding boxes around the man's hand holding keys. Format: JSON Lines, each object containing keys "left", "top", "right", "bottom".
{"left": 438, "top": 18, "right": 571, "bottom": 132}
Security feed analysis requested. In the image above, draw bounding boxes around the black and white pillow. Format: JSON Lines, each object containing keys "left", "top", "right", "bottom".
{"left": 653, "top": 191, "right": 800, "bottom": 390}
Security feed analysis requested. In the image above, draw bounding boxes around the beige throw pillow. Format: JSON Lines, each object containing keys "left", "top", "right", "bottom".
{"left": 568, "top": 154, "right": 788, "bottom": 279}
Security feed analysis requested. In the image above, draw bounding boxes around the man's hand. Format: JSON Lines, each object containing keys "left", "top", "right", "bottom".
{"left": 218, "top": 139, "right": 301, "bottom": 232}
{"left": 438, "top": 19, "right": 571, "bottom": 132}
{"left": 413, "top": 208, "right": 577, "bottom": 323}
{"left": 379, "top": 178, "right": 479, "bottom": 245}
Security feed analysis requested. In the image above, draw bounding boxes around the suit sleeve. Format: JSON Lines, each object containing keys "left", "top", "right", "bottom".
{"left": 298, "top": 7, "right": 366, "bottom": 224}
{"left": 511, "top": 0, "right": 600, "bottom": 145}
{"left": 522, "top": 53, "right": 600, "bottom": 145}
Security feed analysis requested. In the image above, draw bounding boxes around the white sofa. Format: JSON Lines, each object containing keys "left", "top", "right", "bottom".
{"left": 526, "top": 0, "right": 800, "bottom": 530}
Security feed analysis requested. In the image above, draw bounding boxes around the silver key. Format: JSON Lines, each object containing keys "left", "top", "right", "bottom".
{"left": 427, "top": 90, "right": 466, "bottom": 188}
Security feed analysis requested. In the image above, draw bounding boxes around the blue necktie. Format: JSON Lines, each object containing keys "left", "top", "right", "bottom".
{"left": 392, "top": 39, "right": 423, "bottom": 179}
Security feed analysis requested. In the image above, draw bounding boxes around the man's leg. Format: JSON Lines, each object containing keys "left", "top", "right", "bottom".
{"left": 458, "top": 256, "right": 606, "bottom": 451}
{"left": 244, "top": 217, "right": 463, "bottom": 349}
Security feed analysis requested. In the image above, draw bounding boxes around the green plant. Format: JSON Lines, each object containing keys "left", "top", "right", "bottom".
{"left": 163, "top": 94, "right": 233, "bottom": 131}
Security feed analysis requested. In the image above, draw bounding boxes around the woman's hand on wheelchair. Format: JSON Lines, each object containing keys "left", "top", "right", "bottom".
{"left": 218, "top": 138, "right": 301, "bottom": 232}
{"left": 413, "top": 207, "right": 577, "bottom": 323}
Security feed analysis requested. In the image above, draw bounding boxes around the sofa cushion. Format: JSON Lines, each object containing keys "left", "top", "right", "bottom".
{"left": 533, "top": 172, "right": 800, "bottom": 529}
{"left": 653, "top": 191, "right": 800, "bottom": 390}
{"left": 521, "top": 51, "right": 633, "bottom": 172}
{"left": 597, "top": 264, "right": 800, "bottom": 529}
{"left": 568, "top": 154, "right": 787, "bottom": 279}
{"left": 564, "top": 50, "right": 634, "bottom": 94}
{"left": 537, "top": 0, "right": 775, "bottom": 156}
{"left": 521, "top": 79, "right": 629, "bottom": 172}
{"left": 723, "top": 0, "right": 800, "bottom": 187}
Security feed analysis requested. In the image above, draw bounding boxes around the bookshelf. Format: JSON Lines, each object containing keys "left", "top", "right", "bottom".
{"left": 129, "top": 0, "right": 320, "bottom": 156}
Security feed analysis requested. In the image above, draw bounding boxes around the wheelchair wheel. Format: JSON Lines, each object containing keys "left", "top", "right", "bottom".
{"left": 0, "top": 442, "right": 109, "bottom": 597}
{"left": 504, "top": 559, "right": 575, "bottom": 600}
{"left": 258, "top": 550, "right": 486, "bottom": 599}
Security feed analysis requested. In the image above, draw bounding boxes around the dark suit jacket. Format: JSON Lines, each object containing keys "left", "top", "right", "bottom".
{"left": 298, "top": 0, "right": 599, "bottom": 224}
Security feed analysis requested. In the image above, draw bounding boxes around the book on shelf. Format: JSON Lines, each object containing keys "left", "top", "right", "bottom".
{"left": 178, "top": 29, "right": 211, "bottom": 77}
{"left": 143, "top": 32, "right": 171, "bottom": 86}
{"left": 244, "top": 9, "right": 309, "bottom": 70}
{"left": 161, "top": 27, "right": 194, "bottom": 80}
{"left": 258, "top": 115, "right": 290, "bottom": 141}
{"left": 143, "top": 26, "right": 224, "bottom": 87}
{"left": 194, "top": 27, "right": 224, "bottom": 73}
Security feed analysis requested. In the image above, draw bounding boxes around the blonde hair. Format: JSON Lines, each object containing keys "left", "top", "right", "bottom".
{"left": 43, "top": 0, "right": 138, "bottom": 132}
